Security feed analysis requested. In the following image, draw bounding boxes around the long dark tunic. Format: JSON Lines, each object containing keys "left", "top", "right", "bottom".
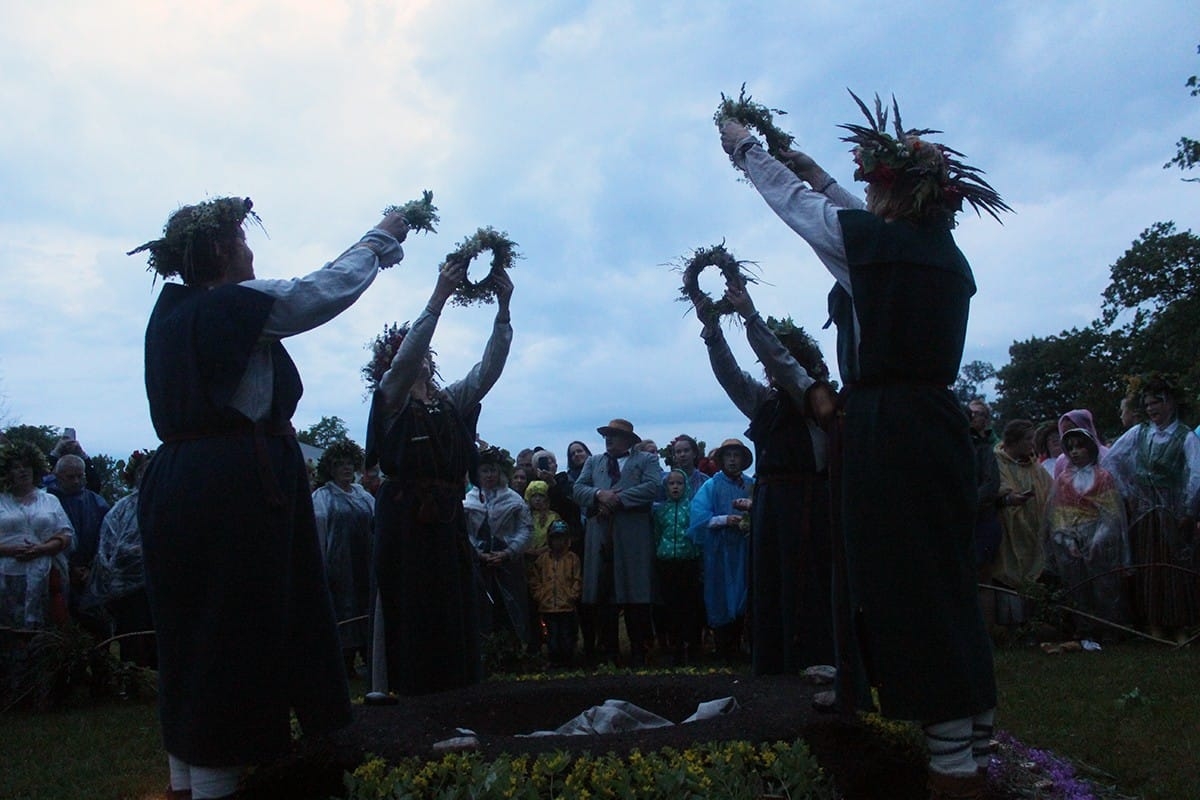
{"left": 369, "top": 393, "right": 483, "bottom": 695}
{"left": 747, "top": 388, "right": 835, "bottom": 674}
{"left": 140, "top": 282, "right": 350, "bottom": 765}
{"left": 831, "top": 210, "right": 995, "bottom": 721}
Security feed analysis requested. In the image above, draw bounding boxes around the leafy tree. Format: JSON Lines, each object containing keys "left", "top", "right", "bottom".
{"left": 1163, "top": 44, "right": 1199, "bottom": 181}
{"left": 953, "top": 360, "right": 997, "bottom": 405}
{"left": 296, "top": 415, "right": 350, "bottom": 449}
{"left": 90, "top": 452, "right": 126, "bottom": 505}
{"left": 2, "top": 424, "right": 61, "bottom": 456}
{"left": 993, "top": 326, "right": 1122, "bottom": 431}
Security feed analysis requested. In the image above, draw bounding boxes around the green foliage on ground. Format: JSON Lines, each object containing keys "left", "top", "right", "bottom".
{"left": 2, "top": 643, "right": 1198, "bottom": 799}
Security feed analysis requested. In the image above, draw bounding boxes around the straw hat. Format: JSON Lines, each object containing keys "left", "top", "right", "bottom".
{"left": 714, "top": 438, "right": 753, "bottom": 470}
{"left": 596, "top": 418, "right": 641, "bottom": 443}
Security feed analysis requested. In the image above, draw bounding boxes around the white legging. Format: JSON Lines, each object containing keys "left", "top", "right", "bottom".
{"left": 168, "top": 754, "right": 243, "bottom": 799}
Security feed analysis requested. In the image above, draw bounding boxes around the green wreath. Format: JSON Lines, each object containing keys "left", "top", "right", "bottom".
{"left": 714, "top": 84, "right": 802, "bottom": 178}
{"left": 380, "top": 191, "right": 440, "bottom": 270}
{"left": 443, "top": 226, "right": 519, "bottom": 307}
{"left": 676, "top": 243, "right": 758, "bottom": 323}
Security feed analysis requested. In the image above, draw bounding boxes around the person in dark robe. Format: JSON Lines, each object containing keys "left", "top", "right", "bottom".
{"left": 365, "top": 258, "right": 514, "bottom": 697}
{"left": 132, "top": 196, "right": 408, "bottom": 800}
{"left": 720, "top": 91, "right": 1011, "bottom": 800}
{"left": 691, "top": 285, "right": 837, "bottom": 675}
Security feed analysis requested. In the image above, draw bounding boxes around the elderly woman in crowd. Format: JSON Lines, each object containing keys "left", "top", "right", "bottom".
{"left": 132, "top": 195, "right": 408, "bottom": 799}
{"left": 0, "top": 441, "right": 73, "bottom": 636}
{"left": 465, "top": 447, "right": 533, "bottom": 648}
{"left": 366, "top": 258, "right": 514, "bottom": 696}
{"left": 1103, "top": 374, "right": 1200, "bottom": 642}
{"left": 312, "top": 440, "right": 375, "bottom": 677}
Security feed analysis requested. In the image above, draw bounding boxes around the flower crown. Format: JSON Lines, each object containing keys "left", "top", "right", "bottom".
{"left": 128, "top": 196, "right": 262, "bottom": 280}
{"left": 361, "top": 321, "right": 440, "bottom": 396}
{"left": 317, "top": 439, "right": 366, "bottom": 482}
{"left": 764, "top": 316, "right": 827, "bottom": 378}
{"left": 121, "top": 449, "right": 155, "bottom": 487}
{"left": 839, "top": 91, "right": 1011, "bottom": 224}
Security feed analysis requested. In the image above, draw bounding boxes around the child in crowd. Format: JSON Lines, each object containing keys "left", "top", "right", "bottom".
{"left": 653, "top": 468, "right": 704, "bottom": 665}
{"left": 523, "top": 480, "right": 562, "bottom": 655}
{"left": 524, "top": 480, "right": 562, "bottom": 558}
{"left": 1044, "top": 428, "right": 1130, "bottom": 640}
{"left": 530, "top": 520, "right": 582, "bottom": 667}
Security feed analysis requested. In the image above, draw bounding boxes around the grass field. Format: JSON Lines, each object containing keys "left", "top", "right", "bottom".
{"left": 2, "top": 641, "right": 1197, "bottom": 799}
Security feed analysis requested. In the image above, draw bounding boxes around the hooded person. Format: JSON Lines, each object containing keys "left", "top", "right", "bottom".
{"left": 1044, "top": 428, "right": 1130, "bottom": 638}
{"left": 688, "top": 437, "right": 755, "bottom": 663}
{"left": 720, "top": 91, "right": 1010, "bottom": 798}
{"left": 1051, "top": 409, "right": 1108, "bottom": 479}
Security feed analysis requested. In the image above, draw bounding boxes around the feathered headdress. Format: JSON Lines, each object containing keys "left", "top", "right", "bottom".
{"left": 839, "top": 91, "right": 1011, "bottom": 224}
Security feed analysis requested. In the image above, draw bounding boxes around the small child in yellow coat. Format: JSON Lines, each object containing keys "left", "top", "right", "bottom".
{"left": 530, "top": 520, "right": 581, "bottom": 667}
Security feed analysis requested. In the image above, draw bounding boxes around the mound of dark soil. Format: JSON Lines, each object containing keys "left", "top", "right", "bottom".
{"left": 243, "top": 672, "right": 935, "bottom": 800}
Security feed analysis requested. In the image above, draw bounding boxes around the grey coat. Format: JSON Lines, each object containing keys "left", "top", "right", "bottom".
{"left": 573, "top": 451, "right": 662, "bottom": 604}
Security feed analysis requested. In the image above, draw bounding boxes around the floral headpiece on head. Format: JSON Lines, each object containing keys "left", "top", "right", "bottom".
{"left": 477, "top": 445, "right": 514, "bottom": 481}
{"left": 128, "top": 196, "right": 263, "bottom": 283}
{"left": 765, "top": 316, "right": 828, "bottom": 380}
{"left": 839, "top": 91, "right": 1011, "bottom": 226}
{"left": 361, "top": 321, "right": 440, "bottom": 397}
{"left": 121, "top": 449, "right": 155, "bottom": 488}
{"left": 1124, "top": 371, "right": 1188, "bottom": 409}
{"left": 317, "top": 439, "right": 366, "bottom": 484}
{"left": 0, "top": 440, "right": 50, "bottom": 491}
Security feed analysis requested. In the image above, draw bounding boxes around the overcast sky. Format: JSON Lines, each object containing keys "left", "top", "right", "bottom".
{"left": 1, "top": 1, "right": 1197, "bottom": 467}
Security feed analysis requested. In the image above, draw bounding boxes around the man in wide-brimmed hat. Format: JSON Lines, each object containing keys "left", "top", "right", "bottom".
{"left": 688, "top": 438, "right": 754, "bottom": 663}
{"left": 572, "top": 418, "right": 663, "bottom": 667}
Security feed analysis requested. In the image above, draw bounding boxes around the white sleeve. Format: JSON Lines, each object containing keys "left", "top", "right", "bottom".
{"left": 244, "top": 229, "right": 403, "bottom": 339}
{"left": 733, "top": 138, "right": 856, "bottom": 295}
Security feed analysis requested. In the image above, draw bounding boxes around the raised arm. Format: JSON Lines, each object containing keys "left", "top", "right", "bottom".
{"left": 250, "top": 214, "right": 410, "bottom": 339}
{"left": 377, "top": 259, "right": 467, "bottom": 406}
{"left": 692, "top": 294, "right": 768, "bottom": 420}
{"left": 719, "top": 121, "right": 857, "bottom": 293}
{"left": 445, "top": 269, "right": 515, "bottom": 411}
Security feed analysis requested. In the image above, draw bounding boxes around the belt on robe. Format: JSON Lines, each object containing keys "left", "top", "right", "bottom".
{"left": 161, "top": 419, "right": 296, "bottom": 509}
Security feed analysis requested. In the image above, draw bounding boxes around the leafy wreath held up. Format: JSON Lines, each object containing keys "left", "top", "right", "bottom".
{"left": 378, "top": 191, "right": 440, "bottom": 270}
{"left": 714, "top": 84, "right": 803, "bottom": 179}
{"left": 676, "top": 242, "right": 759, "bottom": 323}
{"left": 443, "top": 226, "right": 520, "bottom": 307}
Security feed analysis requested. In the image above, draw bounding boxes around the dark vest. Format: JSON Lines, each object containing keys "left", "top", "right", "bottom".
{"left": 144, "top": 282, "right": 299, "bottom": 437}
{"left": 829, "top": 210, "right": 975, "bottom": 386}
{"left": 746, "top": 387, "right": 819, "bottom": 476}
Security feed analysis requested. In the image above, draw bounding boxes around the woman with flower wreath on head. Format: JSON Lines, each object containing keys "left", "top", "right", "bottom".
{"left": 79, "top": 449, "right": 157, "bottom": 669}
{"left": 311, "top": 439, "right": 375, "bottom": 677}
{"left": 0, "top": 441, "right": 73, "bottom": 662}
{"left": 1102, "top": 374, "right": 1200, "bottom": 642}
{"left": 132, "top": 196, "right": 409, "bottom": 800}
{"left": 365, "top": 257, "right": 514, "bottom": 696}
{"left": 690, "top": 284, "right": 837, "bottom": 676}
{"left": 720, "top": 93, "right": 1010, "bottom": 799}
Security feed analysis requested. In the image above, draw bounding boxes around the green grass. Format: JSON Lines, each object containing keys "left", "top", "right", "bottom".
{"left": 994, "top": 639, "right": 1200, "bottom": 799}
{"left": 2, "top": 644, "right": 1197, "bottom": 800}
